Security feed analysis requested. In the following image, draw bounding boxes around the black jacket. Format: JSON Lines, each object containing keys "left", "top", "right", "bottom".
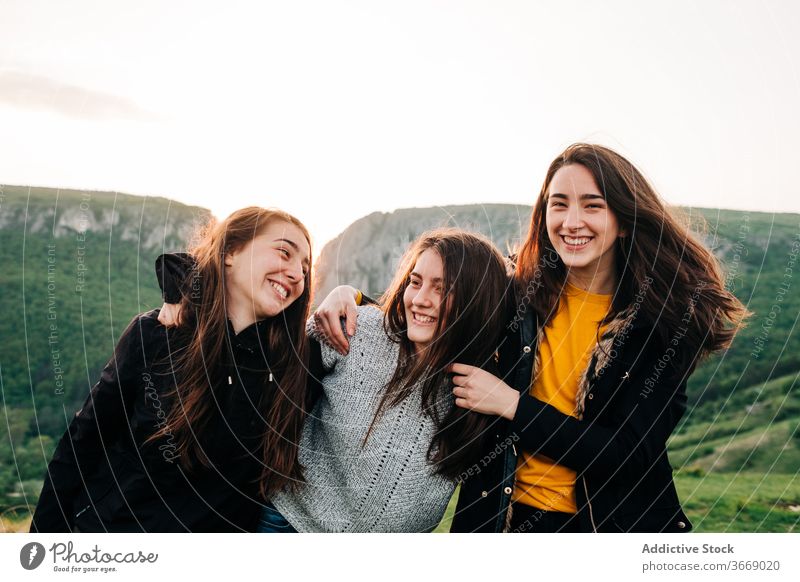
{"left": 451, "top": 296, "right": 693, "bottom": 533}
{"left": 31, "top": 309, "right": 321, "bottom": 532}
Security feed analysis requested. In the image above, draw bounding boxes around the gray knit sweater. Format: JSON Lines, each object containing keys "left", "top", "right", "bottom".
{"left": 271, "top": 306, "right": 455, "bottom": 532}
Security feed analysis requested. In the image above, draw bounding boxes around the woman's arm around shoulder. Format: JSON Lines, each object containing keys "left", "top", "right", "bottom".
{"left": 306, "top": 304, "right": 383, "bottom": 373}
{"left": 510, "top": 337, "right": 689, "bottom": 479}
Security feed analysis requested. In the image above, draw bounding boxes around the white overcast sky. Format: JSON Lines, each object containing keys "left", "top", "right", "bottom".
{"left": 1, "top": 0, "right": 798, "bottom": 250}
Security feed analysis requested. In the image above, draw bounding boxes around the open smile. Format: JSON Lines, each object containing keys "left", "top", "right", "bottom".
{"left": 560, "top": 235, "right": 593, "bottom": 250}
{"left": 268, "top": 279, "right": 290, "bottom": 300}
{"left": 411, "top": 311, "right": 437, "bottom": 325}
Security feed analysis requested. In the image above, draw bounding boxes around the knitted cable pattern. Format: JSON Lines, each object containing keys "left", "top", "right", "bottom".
{"left": 271, "top": 306, "right": 455, "bottom": 532}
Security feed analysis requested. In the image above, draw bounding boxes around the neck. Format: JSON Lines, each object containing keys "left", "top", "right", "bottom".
{"left": 412, "top": 340, "right": 430, "bottom": 357}
{"left": 566, "top": 269, "right": 616, "bottom": 295}
{"left": 226, "top": 302, "right": 257, "bottom": 335}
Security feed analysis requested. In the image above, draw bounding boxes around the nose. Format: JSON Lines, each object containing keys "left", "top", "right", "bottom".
{"left": 411, "top": 285, "right": 434, "bottom": 307}
{"left": 283, "top": 257, "right": 304, "bottom": 282}
{"left": 563, "top": 205, "right": 585, "bottom": 230}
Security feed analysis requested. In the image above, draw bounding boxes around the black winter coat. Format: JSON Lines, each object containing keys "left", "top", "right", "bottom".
{"left": 451, "top": 297, "right": 693, "bottom": 533}
{"left": 31, "top": 310, "right": 321, "bottom": 532}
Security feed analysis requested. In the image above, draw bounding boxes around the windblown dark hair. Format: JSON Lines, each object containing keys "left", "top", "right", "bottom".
{"left": 147, "top": 206, "right": 313, "bottom": 499}
{"left": 515, "top": 143, "right": 749, "bottom": 372}
{"left": 372, "top": 228, "right": 510, "bottom": 479}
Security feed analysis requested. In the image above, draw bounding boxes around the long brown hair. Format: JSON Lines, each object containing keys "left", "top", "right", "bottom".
{"left": 516, "top": 143, "right": 748, "bottom": 370}
{"left": 374, "top": 228, "right": 510, "bottom": 479}
{"left": 149, "top": 206, "right": 313, "bottom": 498}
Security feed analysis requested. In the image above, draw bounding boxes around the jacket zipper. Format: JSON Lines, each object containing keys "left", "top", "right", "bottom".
{"left": 582, "top": 476, "right": 597, "bottom": 532}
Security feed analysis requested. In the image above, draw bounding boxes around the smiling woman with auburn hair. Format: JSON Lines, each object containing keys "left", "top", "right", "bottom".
{"left": 31, "top": 207, "right": 318, "bottom": 532}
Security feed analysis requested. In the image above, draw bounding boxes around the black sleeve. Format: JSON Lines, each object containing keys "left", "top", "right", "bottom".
{"left": 30, "top": 314, "right": 152, "bottom": 532}
{"left": 155, "top": 253, "right": 196, "bottom": 304}
{"left": 305, "top": 337, "right": 325, "bottom": 409}
{"left": 509, "top": 363, "right": 688, "bottom": 481}
{"left": 359, "top": 293, "right": 378, "bottom": 306}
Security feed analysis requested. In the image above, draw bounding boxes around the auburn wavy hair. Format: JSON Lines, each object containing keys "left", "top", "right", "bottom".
{"left": 515, "top": 143, "right": 749, "bottom": 372}
{"left": 148, "top": 206, "right": 313, "bottom": 499}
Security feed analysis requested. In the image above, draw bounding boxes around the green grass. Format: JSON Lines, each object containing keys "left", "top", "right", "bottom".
{"left": 669, "top": 419, "right": 800, "bottom": 473}
{"left": 0, "top": 508, "right": 32, "bottom": 533}
{"left": 676, "top": 472, "right": 800, "bottom": 532}
{"left": 434, "top": 487, "right": 460, "bottom": 532}
{"left": 668, "top": 371, "right": 800, "bottom": 474}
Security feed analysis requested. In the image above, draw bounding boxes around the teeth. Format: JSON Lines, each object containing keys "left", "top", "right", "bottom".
{"left": 563, "top": 236, "right": 591, "bottom": 246}
{"left": 270, "top": 281, "right": 288, "bottom": 299}
{"left": 414, "top": 313, "right": 435, "bottom": 324}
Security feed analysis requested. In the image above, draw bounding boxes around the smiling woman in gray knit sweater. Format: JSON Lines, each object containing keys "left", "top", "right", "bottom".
{"left": 158, "top": 228, "right": 509, "bottom": 532}
{"left": 267, "top": 229, "right": 510, "bottom": 532}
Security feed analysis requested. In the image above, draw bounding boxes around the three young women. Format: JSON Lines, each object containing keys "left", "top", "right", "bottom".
{"left": 35, "top": 143, "right": 747, "bottom": 534}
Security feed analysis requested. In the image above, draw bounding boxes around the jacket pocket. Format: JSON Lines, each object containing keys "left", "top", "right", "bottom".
{"left": 74, "top": 478, "right": 117, "bottom": 521}
{"left": 75, "top": 449, "right": 140, "bottom": 523}
{"left": 610, "top": 505, "right": 691, "bottom": 533}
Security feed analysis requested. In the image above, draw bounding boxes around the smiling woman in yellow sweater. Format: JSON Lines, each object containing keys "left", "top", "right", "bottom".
{"left": 448, "top": 143, "right": 749, "bottom": 532}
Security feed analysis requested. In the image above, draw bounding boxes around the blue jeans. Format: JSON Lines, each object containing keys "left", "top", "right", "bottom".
{"left": 257, "top": 502, "right": 297, "bottom": 533}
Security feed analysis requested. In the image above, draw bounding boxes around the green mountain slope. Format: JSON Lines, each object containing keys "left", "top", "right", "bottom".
{"left": 0, "top": 185, "right": 208, "bottom": 512}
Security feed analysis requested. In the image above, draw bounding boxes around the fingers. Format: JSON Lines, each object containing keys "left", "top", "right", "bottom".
{"left": 314, "top": 286, "right": 360, "bottom": 354}
{"left": 315, "top": 309, "right": 348, "bottom": 355}
{"left": 344, "top": 303, "right": 358, "bottom": 337}
{"left": 450, "top": 374, "right": 468, "bottom": 387}
{"left": 448, "top": 362, "right": 474, "bottom": 376}
{"left": 453, "top": 386, "right": 476, "bottom": 411}
{"left": 314, "top": 311, "right": 336, "bottom": 353}
{"left": 453, "top": 385, "right": 483, "bottom": 413}
{"left": 327, "top": 313, "right": 349, "bottom": 354}
{"left": 452, "top": 386, "right": 468, "bottom": 398}
{"left": 158, "top": 303, "right": 182, "bottom": 328}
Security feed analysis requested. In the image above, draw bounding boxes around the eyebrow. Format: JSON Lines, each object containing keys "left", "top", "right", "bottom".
{"left": 410, "top": 271, "right": 443, "bottom": 284}
{"left": 549, "top": 193, "right": 606, "bottom": 201}
{"left": 274, "top": 238, "right": 311, "bottom": 268}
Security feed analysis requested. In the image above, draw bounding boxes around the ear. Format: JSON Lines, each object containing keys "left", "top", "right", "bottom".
{"left": 223, "top": 249, "right": 236, "bottom": 267}
{"left": 618, "top": 228, "right": 627, "bottom": 238}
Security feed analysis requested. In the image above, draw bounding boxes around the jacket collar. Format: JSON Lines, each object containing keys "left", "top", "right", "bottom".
{"left": 524, "top": 303, "right": 644, "bottom": 420}
{"left": 574, "top": 305, "right": 643, "bottom": 418}
{"left": 226, "top": 318, "right": 272, "bottom": 355}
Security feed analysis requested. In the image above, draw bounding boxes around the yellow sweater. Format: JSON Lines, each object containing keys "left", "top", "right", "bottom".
{"left": 513, "top": 283, "right": 611, "bottom": 513}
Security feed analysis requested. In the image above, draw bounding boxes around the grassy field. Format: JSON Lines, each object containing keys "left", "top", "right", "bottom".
{"left": 676, "top": 472, "right": 800, "bottom": 532}
{"left": 0, "top": 509, "right": 31, "bottom": 533}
